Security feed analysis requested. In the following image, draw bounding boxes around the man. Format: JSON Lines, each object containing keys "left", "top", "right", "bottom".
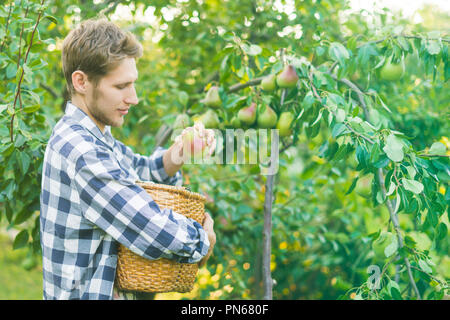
{"left": 40, "top": 18, "right": 216, "bottom": 300}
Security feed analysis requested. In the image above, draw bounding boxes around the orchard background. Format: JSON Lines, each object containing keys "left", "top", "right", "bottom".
{"left": 0, "top": 0, "right": 449, "bottom": 300}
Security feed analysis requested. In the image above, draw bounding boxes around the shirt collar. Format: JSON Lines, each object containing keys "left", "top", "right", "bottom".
{"left": 65, "top": 101, "right": 115, "bottom": 149}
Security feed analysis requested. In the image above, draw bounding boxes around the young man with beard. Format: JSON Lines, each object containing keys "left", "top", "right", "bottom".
{"left": 40, "top": 18, "right": 216, "bottom": 300}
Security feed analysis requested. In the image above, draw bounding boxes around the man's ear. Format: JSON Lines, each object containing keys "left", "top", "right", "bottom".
{"left": 72, "top": 70, "right": 89, "bottom": 94}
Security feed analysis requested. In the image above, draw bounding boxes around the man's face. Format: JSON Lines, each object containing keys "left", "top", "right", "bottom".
{"left": 84, "top": 57, "right": 139, "bottom": 132}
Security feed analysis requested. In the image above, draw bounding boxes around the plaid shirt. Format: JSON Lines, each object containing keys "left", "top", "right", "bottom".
{"left": 40, "top": 102, "right": 209, "bottom": 300}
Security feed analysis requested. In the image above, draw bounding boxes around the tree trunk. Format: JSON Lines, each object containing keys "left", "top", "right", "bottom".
{"left": 262, "top": 173, "right": 275, "bottom": 299}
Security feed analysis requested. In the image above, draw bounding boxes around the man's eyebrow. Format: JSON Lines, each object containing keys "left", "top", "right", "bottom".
{"left": 115, "top": 78, "right": 138, "bottom": 85}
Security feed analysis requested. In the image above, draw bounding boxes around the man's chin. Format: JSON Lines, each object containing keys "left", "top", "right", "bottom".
{"left": 109, "top": 118, "right": 124, "bottom": 128}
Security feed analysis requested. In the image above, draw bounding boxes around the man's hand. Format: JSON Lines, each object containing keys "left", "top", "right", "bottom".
{"left": 199, "top": 211, "right": 216, "bottom": 268}
{"left": 164, "top": 122, "right": 216, "bottom": 175}
{"left": 175, "top": 122, "right": 216, "bottom": 159}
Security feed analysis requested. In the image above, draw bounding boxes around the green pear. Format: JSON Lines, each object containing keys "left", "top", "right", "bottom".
{"left": 276, "top": 64, "right": 299, "bottom": 88}
{"left": 173, "top": 113, "right": 192, "bottom": 129}
{"left": 276, "top": 111, "right": 295, "bottom": 137}
{"left": 230, "top": 116, "right": 242, "bottom": 128}
{"left": 372, "top": 231, "right": 397, "bottom": 259}
{"left": 261, "top": 74, "right": 277, "bottom": 91}
{"left": 257, "top": 105, "right": 278, "bottom": 129}
{"left": 379, "top": 59, "right": 405, "bottom": 81}
{"left": 198, "top": 109, "right": 220, "bottom": 129}
{"left": 203, "top": 86, "right": 222, "bottom": 108}
{"left": 237, "top": 102, "right": 257, "bottom": 125}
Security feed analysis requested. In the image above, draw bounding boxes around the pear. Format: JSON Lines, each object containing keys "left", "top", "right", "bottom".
{"left": 198, "top": 109, "right": 220, "bottom": 129}
{"left": 260, "top": 74, "right": 277, "bottom": 91}
{"left": 379, "top": 59, "right": 405, "bottom": 81}
{"left": 173, "top": 113, "right": 192, "bottom": 129}
{"left": 276, "top": 64, "right": 299, "bottom": 88}
{"left": 237, "top": 102, "right": 257, "bottom": 126}
{"left": 276, "top": 111, "right": 294, "bottom": 137}
{"left": 257, "top": 105, "right": 278, "bottom": 129}
{"left": 230, "top": 116, "right": 242, "bottom": 128}
{"left": 372, "top": 231, "right": 397, "bottom": 260}
{"left": 203, "top": 86, "right": 222, "bottom": 108}
{"left": 183, "top": 127, "right": 207, "bottom": 158}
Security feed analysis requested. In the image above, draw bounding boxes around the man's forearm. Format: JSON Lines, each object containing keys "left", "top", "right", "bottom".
{"left": 163, "top": 142, "right": 184, "bottom": 177}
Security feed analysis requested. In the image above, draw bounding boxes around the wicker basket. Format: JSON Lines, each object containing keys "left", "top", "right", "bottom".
{"left": 115, "top": 181, "right": 206, "bottom": 293}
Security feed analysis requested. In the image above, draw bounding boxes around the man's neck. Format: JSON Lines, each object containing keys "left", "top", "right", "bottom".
{"left": 71, "top": 95, "right": 105, "bottom": 133}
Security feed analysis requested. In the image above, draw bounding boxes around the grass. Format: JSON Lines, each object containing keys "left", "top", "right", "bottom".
{"left": 0, "top": 232, "right": 43, "bottom": 300}
{"left": 0, "top": 228, "right": 203, "bottom": 300}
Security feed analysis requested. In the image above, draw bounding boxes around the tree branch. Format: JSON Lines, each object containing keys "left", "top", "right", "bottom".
{"left": 308, "top": 71, "right": 375, "bottom": 145}
{"left": 40, "top": 83, "right": 58, "bottom": 99}
{"left": 360, "top": 34, "right": 450, "bottom": 47}
{"left": 328, "top": 74, "right": 370, "bottom": 120}
{"left": 337, "top": 74, "right": 423, "bottom": 300}
{"left": 228, "top": 77, "right": 263, "bottom": 93}
{"left": 10, "top": 0, "right": 46, "bottom": 142}
{"left": 417, "top": 153, "right": 449, "bottom": 158}
{"left": 0, "top": 4, "right": 13, "bottom": 53}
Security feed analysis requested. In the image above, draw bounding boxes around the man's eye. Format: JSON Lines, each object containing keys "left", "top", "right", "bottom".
{"left": 116, "top": 85, "right": 126, "bottom": 90}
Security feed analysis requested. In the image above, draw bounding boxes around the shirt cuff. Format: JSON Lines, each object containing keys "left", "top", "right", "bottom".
{"left": 157, "top": 147, "right": 183, "bottom": 186}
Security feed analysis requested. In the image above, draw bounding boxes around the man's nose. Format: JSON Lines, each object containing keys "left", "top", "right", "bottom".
{"left": 125, "top": 85, "right": 139, "bottom": 105}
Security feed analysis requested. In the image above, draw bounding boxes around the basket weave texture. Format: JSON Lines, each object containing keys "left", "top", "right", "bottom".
{"left": 115, "top": 181, "right": 206, "bottom": 293}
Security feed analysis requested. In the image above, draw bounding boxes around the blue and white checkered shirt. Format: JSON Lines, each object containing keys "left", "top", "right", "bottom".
{"left": 40, "top": 102, "right": 209, "bottom": 300}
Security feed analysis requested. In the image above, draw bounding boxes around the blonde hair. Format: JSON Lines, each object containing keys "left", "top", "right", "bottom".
{"left": 62, "top": 18, "right": 143, "bottom": 97}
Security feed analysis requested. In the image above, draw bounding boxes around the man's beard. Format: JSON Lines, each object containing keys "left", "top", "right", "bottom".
{"left": 88, "top": 88, "right": 121, "bottom": 129}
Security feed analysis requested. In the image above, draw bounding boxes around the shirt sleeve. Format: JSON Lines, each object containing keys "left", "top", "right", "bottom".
{"left": 115, "top": 140, "right": 182, "bottom": 187}
{"left": 73, "top": 148, "right": 209, "bottom": 263}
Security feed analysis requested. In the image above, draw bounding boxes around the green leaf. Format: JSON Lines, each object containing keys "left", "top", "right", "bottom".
{"left": 436, "top": 222, "right": 448, "bottom": 241}
{"left": 396, "top": 37, "right": 411, "bottom": 52}
{"left": 386, "top": 181, "right": 396, "bottom": 196}
{"left": 393, "top": 191, "right": 401, "bottom": 214}
{"left": 23, "top": 104, "right": 41, "bottom": 113}
{"left": 242, "top": 43, "right": 262, "bottom": 56}
{"left": 311, "top": 108, "right": 324, "bottom": 126}
{"left": 13, "top": 230, "right": 29, "bottom": 250}
{"left": 401, "top": 178, "right": 424, "bottom": 194}
{"left": 384, "top": 236, "right": 398, "bottom": 257}
{"left": 429, "top": 142, "right": 446, "bottom": 155}
{"left": 383, "top": 134, "right": 404, "bottom": 162}
{"left": 329, "top": 42, "right": 350, "bottom": 65}
{"left": 315, "top": 46, "right": 325, "bottom": 56}
{"left": 403, "top": 235, "right": 416, "bottom": 248}
{"left": 331, "top": 123, "right": 348, "bottom": 138}
{"left": 373, "top": 156, "right": 390, "bottom": 168}
{"left": 377, "top": 95, "right": 392, "bottom": 114}
{"left": 418, "top": 259, "right": 432, "bottom": 274}
{"left": 335, "top": 108, "right": 346, "bottom": 123}
{"left": 426, "top": 40, "right": 441, "bottom": 55}
{"left": 405, "top": 197, "right": 419, "bottom": 214}
{"left": 390, "top": 285, "right": 403, "bottom": 300}
{"left": 356, "top": 145, "right": 369, "bottom": 166}
{"left": 6, "top": 63, "right": 17, "bottom": 79}
{"left": 302, "top": 91, "right": 315, "bottom": 109}
{"left": 387, "top": 280, "right": 402, "bottom": 300}
{"left": 357, "top": 43, "right": 378, "bottom": 66}
{"left": 14, "top": 208, "right": 35, "bottom": 225}
{"left": 44, "top": 15, "right": 58, "bottom": 24}
{"left": 18, "top": 151, "right": 31, "bottom": 174}
{"left": 345, "top": 176, "right": 359, "bottom": 195}
{"left": 178, "top": 91, "right": 189, "bottom": 107}
{"left": 406, "top": 166, "right": 416, "bottom": 179}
